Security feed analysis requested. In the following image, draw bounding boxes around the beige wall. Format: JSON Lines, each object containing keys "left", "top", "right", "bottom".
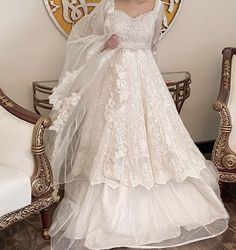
{"left": 0, "top": 0, "right": 66, "bottom": 108}
{"left": 159, "top": 0, "right": 236, "bottom": 141}
{"left": 0, "top": 0, "right": 236, "bottom": 142}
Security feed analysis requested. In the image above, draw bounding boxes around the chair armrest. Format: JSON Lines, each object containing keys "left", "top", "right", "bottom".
{"left": 0, "top": 88, "right": 54, "bottom": 199}
{"left": 212, "top": 47, "right": 236, "bottom": 180}
{"left": 31, "top": 116, "right": 53, "bottom": 199}
{"left": 0, "top": 88, "right": 40, "bottom": 124}
{"left": 214, "top": 48, "right": 236, "bottom": 107}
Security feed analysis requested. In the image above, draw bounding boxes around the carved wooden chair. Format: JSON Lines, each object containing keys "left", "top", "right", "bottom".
{"left": 212, "top": 47, "right": 236, "bottom": 185}
{"left": 0, "top": 88, "right": 57, "bottom": 239}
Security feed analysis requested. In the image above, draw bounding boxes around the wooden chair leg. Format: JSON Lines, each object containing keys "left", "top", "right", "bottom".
{"left": 219, "top": 181, "right": 232, "bottom": 202}
{"left": 40, "top": 207, "right": 53, "bottom": 240}
{"left": 219, "top": 181, "right": 225, "bottom": 197}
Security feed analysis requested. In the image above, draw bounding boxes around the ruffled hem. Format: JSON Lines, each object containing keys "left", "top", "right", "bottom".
{"left": 49, "top": 165, "right": 229, "bottom": 250}
{"left": 51, "top": 221, "right": 228, "bottom": 250}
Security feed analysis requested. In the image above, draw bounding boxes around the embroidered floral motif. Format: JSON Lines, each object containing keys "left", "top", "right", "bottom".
{"left": 49, "top": 92, "right": 81, "bottom": 132}
{"left": 49, "top": 70, "right": 79, "bottom": 110}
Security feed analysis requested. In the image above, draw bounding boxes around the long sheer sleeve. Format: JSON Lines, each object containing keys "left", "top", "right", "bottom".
{"left": 151, "top": 2, "right": 165, "bottom": 61}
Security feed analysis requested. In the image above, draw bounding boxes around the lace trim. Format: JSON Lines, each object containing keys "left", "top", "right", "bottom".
{"left": 89, "top": 167, "right": 206, "bottom": 190}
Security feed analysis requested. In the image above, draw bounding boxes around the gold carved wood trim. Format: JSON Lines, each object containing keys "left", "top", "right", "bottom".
{"left": 31, "top": 117, "right": 54, "bottom": 198}
{"left": 222, "top": 59, "right": 231, "bottom": 90}
{"left": 212, "top": 47, "right": 236, "bottom": 183}
{"left": 0, "top": 196, "right": 55, "bottom": 230}
{"left": 219, "top": 172, "right": 236, "bottom": 183}
{"left": 212, "top": 101, "right": 236, "bottom": 172}
{"left": 0, "top": 95, "right": 14, "bottom": 108}
{"left": 43, "top": 0, "right": 183, "bottom": 38}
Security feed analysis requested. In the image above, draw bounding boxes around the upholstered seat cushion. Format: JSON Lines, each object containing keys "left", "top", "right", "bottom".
{"left": 0, "top": 165, "right": 31, "bottom": 217}
{"left": 0, "top": 106, "right": 35, "bottom": 178}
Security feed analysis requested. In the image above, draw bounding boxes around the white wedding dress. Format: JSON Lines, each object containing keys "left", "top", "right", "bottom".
{"left": 47, "top": 0, "right": 229, "bottom": 249}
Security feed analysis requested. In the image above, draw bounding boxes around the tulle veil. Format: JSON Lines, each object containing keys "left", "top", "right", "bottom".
{"left": 44, "top": 0, "right": 118, "bottom": 186}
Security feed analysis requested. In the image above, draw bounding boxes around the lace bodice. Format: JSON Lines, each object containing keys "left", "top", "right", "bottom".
{"left": 104, "top": 0, "right": 164, "bottom": 51}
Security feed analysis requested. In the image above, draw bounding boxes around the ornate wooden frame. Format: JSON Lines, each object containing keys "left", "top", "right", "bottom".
{"left": 212, "top": 47, "right": 236, "bottom": 183}
{"left": 0, "top": 89, "right": 57, "bottom": 239}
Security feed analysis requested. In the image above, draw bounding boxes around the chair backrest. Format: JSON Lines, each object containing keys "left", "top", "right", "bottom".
{"left": 0, "top": 105, "right": 35, "bottom": 178}
{"left": 228, "top": 54, "right": 236, "bottom": 152}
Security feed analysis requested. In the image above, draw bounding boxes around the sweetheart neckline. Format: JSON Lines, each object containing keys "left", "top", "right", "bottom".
{"left": 113, "top": 0, "right": 161, "bottom": 20}
{"left": 114, "top": 8, "right": 154, "bottom": 19}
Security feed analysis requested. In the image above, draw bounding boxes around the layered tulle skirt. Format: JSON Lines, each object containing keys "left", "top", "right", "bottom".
{"left": 49, "top": 49, "right": 229, "bottom": 249}
{"left": 49, "top": 163, "right": 228, "bottom": 250}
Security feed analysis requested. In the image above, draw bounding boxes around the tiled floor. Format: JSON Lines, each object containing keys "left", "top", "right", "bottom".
{"left": 0, "top": 192, "right": 235, "bottom": 250}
